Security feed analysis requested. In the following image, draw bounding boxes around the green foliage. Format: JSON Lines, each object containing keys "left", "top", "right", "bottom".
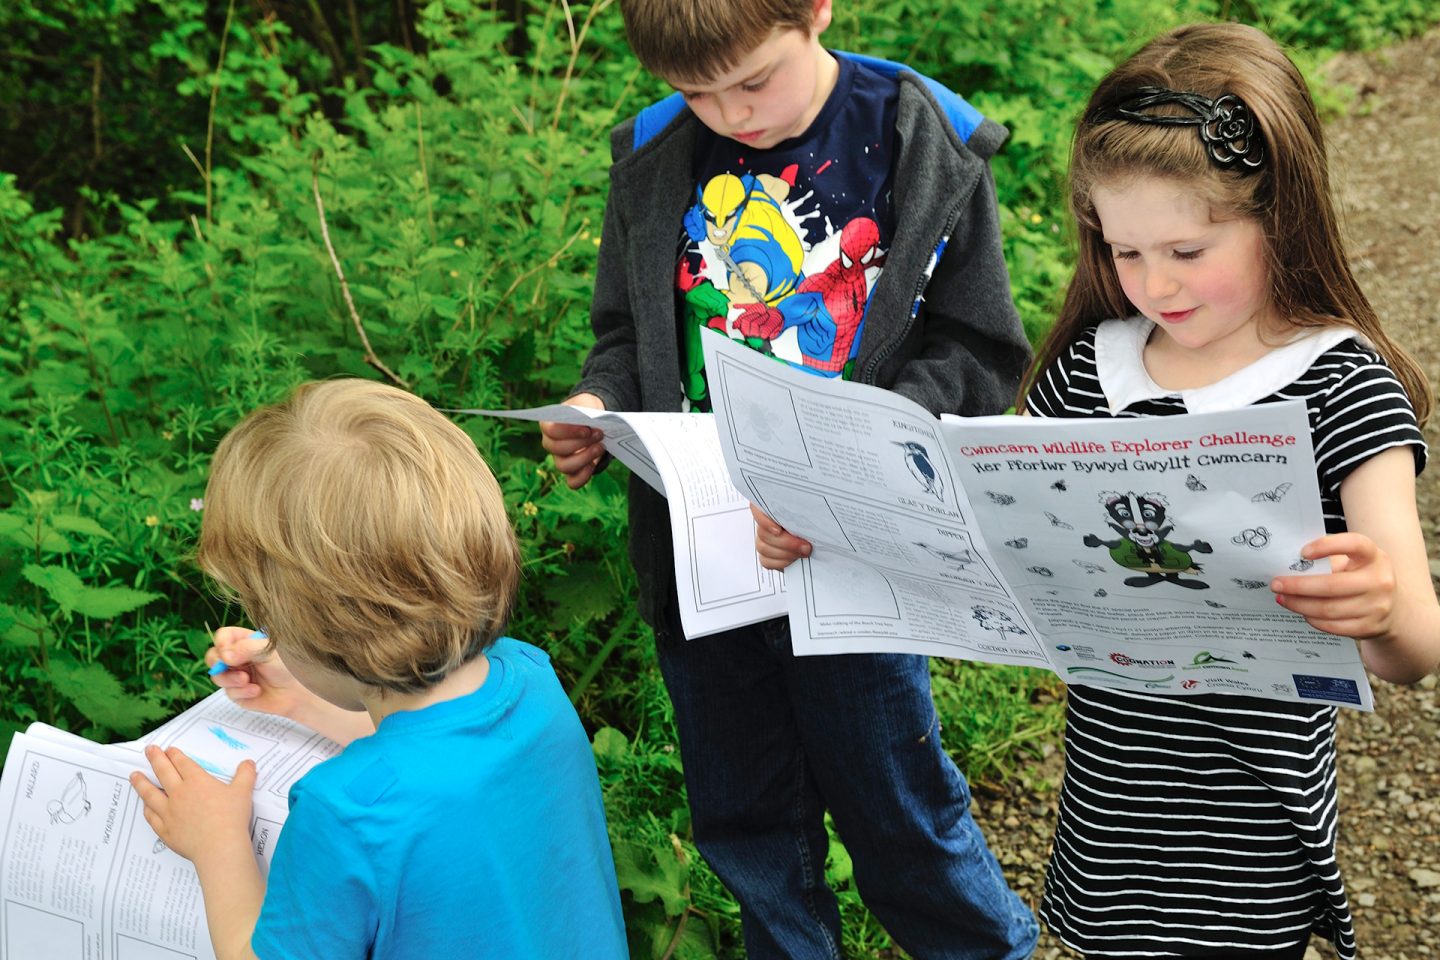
{"left": 2, "top": 0, "right": 1436, "bottom": 955}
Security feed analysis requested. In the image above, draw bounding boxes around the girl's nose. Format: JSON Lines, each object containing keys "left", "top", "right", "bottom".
{"left": 1145, "top": 266, "right": 1180, "bottom": 300}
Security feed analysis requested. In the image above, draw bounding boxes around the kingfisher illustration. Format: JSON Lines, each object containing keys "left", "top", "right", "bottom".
{"left": 894, "top": 441, "right": 944, "bottom": 502}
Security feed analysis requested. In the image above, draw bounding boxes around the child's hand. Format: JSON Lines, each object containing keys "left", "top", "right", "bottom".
{"left": 208, "top": 626, "right": 314, "bottom": 721}
{"left": 129, "top": 746, "right": 256, "bottom": 864}
{"left": 539, "top": 392, "right": 606, "bottom": 489}
{"left": 1271, "top": 532, "right": 1395, "bottom": 638}
{"left": 752, "top": 504, "right": 811, "bottom": 570}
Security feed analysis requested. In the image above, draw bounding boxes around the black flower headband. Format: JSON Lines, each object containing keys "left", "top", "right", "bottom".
{"left": 1100, "top": 86, "right": 1266, "bottom": 172}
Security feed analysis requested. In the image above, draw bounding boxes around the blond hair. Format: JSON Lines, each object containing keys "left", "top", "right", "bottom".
{"left": 198, "top": 379, "right": 521, "bottom": 694}
{"left": 620, "top": 0, "right": 817, "bottom": 83}
{"left": 1021, "top": 22, "right": 1432, "bottom": 425}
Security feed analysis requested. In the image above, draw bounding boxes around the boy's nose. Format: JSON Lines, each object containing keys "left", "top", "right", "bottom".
{"left": 719, "top": 96, "right": 751, "bottom": 129}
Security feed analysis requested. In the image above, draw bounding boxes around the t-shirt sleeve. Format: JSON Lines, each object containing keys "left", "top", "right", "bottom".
{"left": 1312, "top": 353, "right": 1427, "bottom": 494}
{"left": 250, "top": 782, "right": 378, "bottom": 960}
{"left": 1025, "top": 329, "right": 1100, "bottom": 419}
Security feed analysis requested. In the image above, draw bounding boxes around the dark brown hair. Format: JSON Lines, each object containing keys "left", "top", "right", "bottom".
{"left": 1019, "top": 22, "right": 1431, "bottom": 425}
{"left": 619, "top": 0, "right": 818, "bottom": 83}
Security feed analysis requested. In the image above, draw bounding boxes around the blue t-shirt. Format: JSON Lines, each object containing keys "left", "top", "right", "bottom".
{"left": 250, "top": 638, "right": 627, "bottom": 960}
{"left": 677, "top": 54, "right": 898, "bottom": 408}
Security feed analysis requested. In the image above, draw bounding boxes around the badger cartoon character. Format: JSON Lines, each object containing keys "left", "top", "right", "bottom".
{"left": 1084, "top": 490, "right": 1212, "bottom": 589}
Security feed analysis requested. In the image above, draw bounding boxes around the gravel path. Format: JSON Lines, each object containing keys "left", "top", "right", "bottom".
{"left": 971, "top": 27, "right": 1440, "bottom": 960}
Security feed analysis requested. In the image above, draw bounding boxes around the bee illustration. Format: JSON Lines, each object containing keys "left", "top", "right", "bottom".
{"left": 1051, "top": 479, "right": 1069, "bottom": 492}
{"left": 986, "top": 491, "right": 1016, "bottom": 506}
{"left": 1044, "top": 511, "right": 1073, "bottom": 529}
{"left": 1251, "top": 482, "right": 1293, "bottom": 503}
{"left": 1185, "top": 474, "right": 1208, "bottom": 492}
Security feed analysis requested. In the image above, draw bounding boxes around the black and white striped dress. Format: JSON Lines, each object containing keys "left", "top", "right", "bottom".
{"left": 1027, "top": 319, "right": 1426, "bottom": 958}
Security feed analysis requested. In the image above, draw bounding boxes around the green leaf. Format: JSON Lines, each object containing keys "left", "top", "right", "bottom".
{"left": 22, "top": 565, "right": 160, "bottom": 619}
{"left": 43, "top": 657, "right": 168, "bottom": 737}
{"left": 0, "top": 604, "right": 45, "bottom": 648}
{"left": 48, "top": 514, "right": 115, "bottom": 541}
{"left": 0, "top": 723, "right": 29, "bottom": 769}
{"left": 591, "top": 726, "right": 629, "bottom": 763}
{"left": 611, "top": 840, "right": 689, "bottom": 917}
{"left": 546, "top": 563, "right": 620, "bottom": 624}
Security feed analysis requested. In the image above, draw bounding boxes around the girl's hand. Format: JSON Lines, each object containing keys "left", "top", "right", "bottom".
{"left": 539, "top": 393, "right": 606, "bottom": 489}
{"left": 752, "top": 504, "right": 811, "bottom": 570}
{"left": 129, "top": 746, "right": 255, "bottom": 864}
{"left": 1272, "top": 532, "right": 1396, "bottom": 638}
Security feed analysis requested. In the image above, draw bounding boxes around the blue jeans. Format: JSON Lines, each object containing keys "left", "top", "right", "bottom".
{"left": 655, "top": 609, "right": 1038, "bottom": 959}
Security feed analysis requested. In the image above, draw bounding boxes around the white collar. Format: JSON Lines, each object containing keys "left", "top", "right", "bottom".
{"left": 1094, "top": 317, "right": 1361, "bottom": 414}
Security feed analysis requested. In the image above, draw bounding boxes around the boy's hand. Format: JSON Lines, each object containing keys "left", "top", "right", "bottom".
{"left": 539, "top": 392, "right": 607, "bottom": 489}
{"left": 208, "top": 626, "right": 314, "bottom": 721}
{"left": 752, "top": 504, "right": 812, "bottom": 570}
{"left": 1271, "top": 532, "right": 1395, "bottom": 638}
{"left": 129, "top": 746, "right": 255, "bottom": 864}
{"left": 208, "top": 625, "right": 374, "bottom": 746}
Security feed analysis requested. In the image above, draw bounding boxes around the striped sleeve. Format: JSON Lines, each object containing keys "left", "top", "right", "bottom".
{"left": 1308, "top": 347, "right": 1426, "bottom": 494}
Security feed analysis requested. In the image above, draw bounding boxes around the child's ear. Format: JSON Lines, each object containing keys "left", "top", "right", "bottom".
{"left": 810, "top": 0, "right": 834, "bottom": 35}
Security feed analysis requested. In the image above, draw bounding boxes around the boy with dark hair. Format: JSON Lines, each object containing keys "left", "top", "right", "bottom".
{"left": 131, "top": 379, "right": 627, "bottom": 960}
{"left": 541, "top": 1, "right": 1037, "bottom": 956}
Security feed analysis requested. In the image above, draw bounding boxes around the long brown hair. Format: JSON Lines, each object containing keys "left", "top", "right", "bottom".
{"left": 1018, "top": 22, "right": 1432, "bottom": 424}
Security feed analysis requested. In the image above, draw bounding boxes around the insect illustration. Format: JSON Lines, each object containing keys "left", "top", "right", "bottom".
{"left": 1051, "top": 479, "right": 1069, "bottom": 492}
{"left": 1242, "top": 651, "right": 1257, "bottom": 660}
{"left": 1004, "top": 537, "right": 1029, "bottom": 549}
{"left": 1231, "top": 526, "right": 1271, "bottom": 548}
{"left": 1045, "top": 511, "right": 1073, "bottom": 529}
{"left": 47, "top": 772, "right": 92, "bottom": 825}
{"left": 1027, "top": 566, "right": 1054, "bottom": 577}
{"left": 895, "top": 442, "right": 944, "bottom": 502}
{"left": 1073, "top": 559, "right": 1107, "bottom": 574}
{"left": 1093, "top": 588, "right": 1108, "bottom": 598}
{"left": 986, "top": 491, "right": 1016, "bottom": 506}
{"left": 1185, "top": 474, "right": 1208, "bottom": 491}
{"left": 1251, "top": 482, "right": 1293, "bottom": 503}
{"left": 1289, "top": 558, "right": 1315, "bottom": 571}
{"left": 1231, "top": 578, "right": 1267, "bottom": 589}
{"left": 1204, "top": 599, "right": 1226, "bottom": 608}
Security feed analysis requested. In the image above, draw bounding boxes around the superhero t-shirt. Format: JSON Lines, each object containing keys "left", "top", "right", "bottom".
{"left": 677, "top": 54, "right": 898, "bottom": 411}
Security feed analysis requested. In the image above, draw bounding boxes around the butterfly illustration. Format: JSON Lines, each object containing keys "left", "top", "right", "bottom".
{"left": 1044, "top": 511, "right": 1073, "bottom": 529}
{"left": 1185, "top": 474, "right": 1208, "bottom": 491}
{"left": 986, "top": 491, "right": 1016, "bottom": 506}
{"left": 1251, "top": 482, "right": 1293, "bottom": 503}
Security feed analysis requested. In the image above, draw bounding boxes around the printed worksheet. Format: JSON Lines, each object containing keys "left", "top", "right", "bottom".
{"left": 0, "top": 692, "right": 339, "bottom": 960}
{"left": 461, "top": 405, "right": 785, "bottom": 637}
{"left": 702, "top": 331, "right": 1373, "bottom": 710}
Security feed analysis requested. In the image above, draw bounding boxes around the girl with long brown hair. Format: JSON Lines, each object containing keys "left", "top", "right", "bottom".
{"left": 1021, "top": 22, "right": 1439, "bottom": 959}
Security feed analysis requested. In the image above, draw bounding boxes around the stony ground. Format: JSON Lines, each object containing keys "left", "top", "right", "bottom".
{"left": 970, "top": 28, "right": 1440, "bottom": 960}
